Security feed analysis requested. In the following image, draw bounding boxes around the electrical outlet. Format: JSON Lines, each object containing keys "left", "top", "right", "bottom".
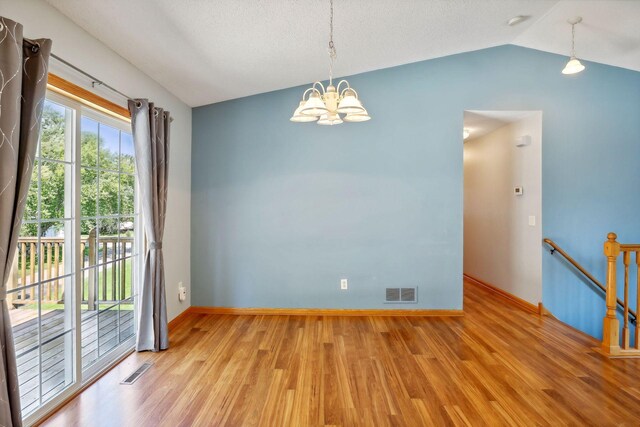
{"left": 178, "top": 281, "right": 186, "bottom": 302}
{"left": 340, "top": 279, "right": 348, "bottom": 290}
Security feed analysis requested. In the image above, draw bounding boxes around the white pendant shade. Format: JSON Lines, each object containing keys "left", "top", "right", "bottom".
{"left": 300, "top": 93, "right": 328, "bottom": 116}
{"left": 290, "top": 101, "right": 319, "bottom": 122}
{"left": 336, "top": 91, "right": 365, "bottom": 114}
{"left": 562, "top": 57, "right": 585, "bottom": 75}
{"left": 343, "top": 110, "right": 371, "bottom": 122}
{"left": 317, "top": 113, "right": 343, "bottom": 125}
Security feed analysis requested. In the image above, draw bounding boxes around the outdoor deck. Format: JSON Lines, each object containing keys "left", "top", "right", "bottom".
{"left": 12, "top": 308, "right": 134, "bottom": 415}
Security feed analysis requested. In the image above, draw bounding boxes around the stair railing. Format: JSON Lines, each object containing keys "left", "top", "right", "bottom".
{"left": 602, "top": 232, "right": 640, "bottom": 356}
{"left": 543, "top": 237, "right": 637, "bottom": 325}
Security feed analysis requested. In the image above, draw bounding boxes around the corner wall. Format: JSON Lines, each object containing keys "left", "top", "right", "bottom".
{"left": 1, "top": 0, "right": 192, "bottom": 321}
{"left": 463, "top": 114, "right": 543, "bottom": 305}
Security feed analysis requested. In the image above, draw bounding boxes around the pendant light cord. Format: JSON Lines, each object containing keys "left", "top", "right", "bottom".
{"left": 328, "top": 0, "right": 337, "bottom": 85}
{"left": 571, "top": 23, "right": 576, "bottom": 58}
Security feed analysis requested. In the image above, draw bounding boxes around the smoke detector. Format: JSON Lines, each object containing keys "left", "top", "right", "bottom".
{"left": 507, "top": 15, "right": 530, "bottom": 26}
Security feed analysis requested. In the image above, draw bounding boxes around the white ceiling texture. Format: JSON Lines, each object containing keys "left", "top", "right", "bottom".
{"left": 464, "top": 110, "right": 539, "bottom": 141}
{"left": 45, "top": 0, "right": 640, "bottom": 107}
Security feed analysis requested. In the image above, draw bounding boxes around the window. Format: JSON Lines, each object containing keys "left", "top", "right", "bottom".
{"left": 6, "top": 91, "right": 140, "bottom": 421}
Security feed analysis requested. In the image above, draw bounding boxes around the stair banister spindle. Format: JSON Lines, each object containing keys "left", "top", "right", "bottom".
{"left": 622, "top": 251, "right": 630, "bottom": 349}
{"left": 636, "top": 251, "right": 640, "bottom": 349}
{"left": 602, "top": 232, "right": 621, "bottom": 355}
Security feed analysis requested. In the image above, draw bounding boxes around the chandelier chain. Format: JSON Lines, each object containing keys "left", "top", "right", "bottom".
{"left": 328, "top": 0, "right": 337, "bottom": 84}
{"left": 571, "top": 23, "right": 576, "bottom": 57}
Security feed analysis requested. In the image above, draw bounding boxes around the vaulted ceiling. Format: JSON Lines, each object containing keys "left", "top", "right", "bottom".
{"left": 45, "top": 0, "right": 640, "bottom": 107}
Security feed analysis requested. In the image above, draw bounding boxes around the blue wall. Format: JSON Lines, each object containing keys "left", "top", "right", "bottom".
{"left": 192, "top": 45, "right": 640, "bottom": 336}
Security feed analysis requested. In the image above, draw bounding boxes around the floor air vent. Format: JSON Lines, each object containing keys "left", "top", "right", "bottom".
{"left": 121, "top": 362, "right": 152, "bottom": 385}
{"left": 385, "top": 287, "right": 418, "bottom": 303}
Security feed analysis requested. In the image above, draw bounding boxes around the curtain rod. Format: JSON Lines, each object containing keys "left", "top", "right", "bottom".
{"left": 25, "top": 38, "right": 174, "bottom": 121}
{"left": 23, "top": 37, "right": 132, "bottom": 100}
{"left": 50, "top": 52, "right": 174, "bottom": 121}
{"left": 50, "top": 52, "right": 133, "bottom": 101}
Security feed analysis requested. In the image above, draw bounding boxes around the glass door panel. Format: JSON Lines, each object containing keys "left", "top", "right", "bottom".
{"left": 80, "top": 112, "right": 138, "bottom": 373}
{"left": 7, "top": 99, "right": 75, "bottom": 417}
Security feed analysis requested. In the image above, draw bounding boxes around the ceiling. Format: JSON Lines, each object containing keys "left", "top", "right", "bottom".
{"left": 463, "top": 111, "right": 538, "bottom": 141}
{"left": 45, "top": 0, "right": 640, "bottom": 107}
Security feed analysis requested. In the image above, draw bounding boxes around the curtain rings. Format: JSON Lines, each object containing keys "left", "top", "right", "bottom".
{"left": 0, "top": 23, "right": 4, "bottom": 32}
{"left": 135, "top": 100, "right": 143, "bottom": 108}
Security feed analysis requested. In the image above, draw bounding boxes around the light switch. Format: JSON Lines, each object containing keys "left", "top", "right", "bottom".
{"left": 528, "top": 215, "right": 536, "bottom": 226}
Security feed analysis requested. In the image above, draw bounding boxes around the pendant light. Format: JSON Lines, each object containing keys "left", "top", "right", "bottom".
{"left": 562, "top": 17, "right": 585, "bottom": 75}
{"left": 290, "top": 0, "right": 371, "bottom": 125}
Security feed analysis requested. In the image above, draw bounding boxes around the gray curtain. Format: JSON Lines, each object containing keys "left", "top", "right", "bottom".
{"left": 128, "top": 99, "right": 170, "bottom": 352}
{"left": 0, "top": 17, "right": 52, "bottom": 427}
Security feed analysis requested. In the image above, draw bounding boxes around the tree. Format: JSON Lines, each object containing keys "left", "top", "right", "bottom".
{"left": 23, "top": 103, "right": 135, "bottom": 237}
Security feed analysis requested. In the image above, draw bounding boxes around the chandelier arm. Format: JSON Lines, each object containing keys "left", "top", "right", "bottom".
{"left": 312, "top": 81, "right": 327, "bottom": 94}
{"left": 302, "top": 87, "right": 321, "bottom": 100}
{"left": 340, "top": 87, "right": 359, "bottom": 99}
{"left": 336, "top": 80, "right": 350, "bottom": 95}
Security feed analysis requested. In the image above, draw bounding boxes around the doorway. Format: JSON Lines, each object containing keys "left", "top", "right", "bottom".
{"left": 462, "top": 110, "right": 543, "bottom": 306}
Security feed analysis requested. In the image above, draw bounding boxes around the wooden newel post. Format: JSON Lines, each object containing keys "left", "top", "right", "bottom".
{"left": 602, "top": 232, "right": 621, "bottom": 355}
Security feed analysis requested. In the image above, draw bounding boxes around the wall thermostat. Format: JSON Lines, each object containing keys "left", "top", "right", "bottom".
{"left": 514, "top": 186, "right": 524, "bottom": 196}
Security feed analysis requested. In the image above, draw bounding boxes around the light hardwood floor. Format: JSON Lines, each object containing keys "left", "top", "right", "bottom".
{"left": 41, "top": 281, "right": 640, "bottom": 426}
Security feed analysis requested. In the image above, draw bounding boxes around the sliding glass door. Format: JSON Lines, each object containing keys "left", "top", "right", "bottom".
{"left": 79, "top": 111, "right": 139, "bottom": 374}
{"left": 8, "top": 98, "right": 76, "bottom": 415}
{"left": 6, "top": 91, "right": 139, "bottom": 421}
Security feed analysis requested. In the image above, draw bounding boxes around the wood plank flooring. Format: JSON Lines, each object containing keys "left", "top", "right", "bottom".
{"left": 41, "top": 281, "right": 640, "bottom": 426}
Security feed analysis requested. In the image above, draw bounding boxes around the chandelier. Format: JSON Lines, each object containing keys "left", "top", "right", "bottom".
{"left": 290, "top": 0, "right": 371, "bottom": 125}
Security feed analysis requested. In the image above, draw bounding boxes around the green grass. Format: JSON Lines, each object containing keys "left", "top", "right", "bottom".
{"left": 81, "top": 258, "right": 133, "bottom": 301}
{"left": 19, "top": 258, "right": 134, "bottom": 312}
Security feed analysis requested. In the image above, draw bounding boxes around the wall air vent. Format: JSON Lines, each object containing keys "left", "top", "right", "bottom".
{"left": 121, "top": 362, "right": 152, "bottom": 385}
{"left": 386, "top": 288, "right": 400, "bottom": 302}
{"left": 385, "top": 287, "right": 418, "bottom": 303}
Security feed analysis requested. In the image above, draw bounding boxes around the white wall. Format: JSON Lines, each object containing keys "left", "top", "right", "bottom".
{"left": 463, "top": 113, "right": 542, "bottom": 305}
{"left": 1, "top": 0, "right": 192, "bottom": 321}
